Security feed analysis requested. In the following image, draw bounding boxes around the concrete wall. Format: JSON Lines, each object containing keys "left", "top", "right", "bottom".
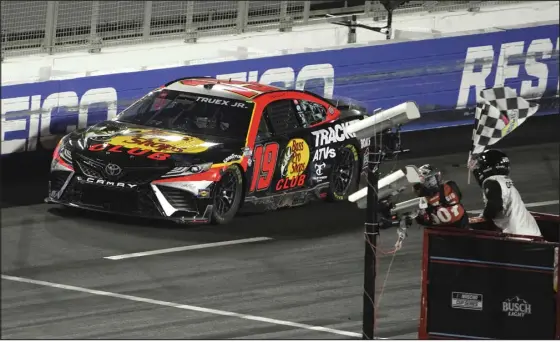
{"left": 2, "top": 1, "right": 558, "bottom": 86}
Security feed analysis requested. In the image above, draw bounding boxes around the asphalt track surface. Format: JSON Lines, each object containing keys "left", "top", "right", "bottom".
{"left": 1, "top": 116, "right": 559, "bottom": 339}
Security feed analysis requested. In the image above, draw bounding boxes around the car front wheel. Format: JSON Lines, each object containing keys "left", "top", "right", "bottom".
{"left": 211, "top": 165, "right": 244, "bottom": 224}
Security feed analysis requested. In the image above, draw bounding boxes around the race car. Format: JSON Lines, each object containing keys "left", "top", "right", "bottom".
{"left": 46, "top": 77, "right": 371, "bottom": 224}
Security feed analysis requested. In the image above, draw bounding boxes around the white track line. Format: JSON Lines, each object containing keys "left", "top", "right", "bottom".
{"left": 105, "top": 237, "right": 274, "bottom": 260}
{"left": 0, "top": 274, "right": 361, "bottom": 338}
{"left": 467, "top": 200, "right": 559, "bottom": 214}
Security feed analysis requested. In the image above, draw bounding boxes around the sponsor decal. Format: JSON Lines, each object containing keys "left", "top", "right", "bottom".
{"left": 79, "top": 176, "right": 137, "bottom": 188}
{"left": 2, "top": 87, "right": 118, "bottom": 155}
{"left": 314, "top": 162, "right": 328, "bottom": 182}
{"left": 315, "top": 162, "right": 326, "bottom": 176}
{"left": 86, "top": 128, "right": 213, "bottom": 160}
{"left": 241, "top": 147, "right": 252, "bottom": 157}
{"left": 502, "top": 296, "right": 532, "bottom": 317}
{"left": 4, "top": 29, "right": 558, "bottom": 158}
{"left": 313, "top": 146, "right": 336, "bottom": 162}
{"left": 223, "top": 154, "right": 242, "bottom": 163}
{"left": 276, "top": 138, "right": 309, "bottom": 191}
{"left": 88, "top": 143, "right": 172, "bottom": 161}
{"left": 311, "top": 121, "right": 358, "bottom": 147}
{"left": 451, "top": 292, "right": 483, "bottom": 311}
{"left": 197, "top": 189, "right": 211, "bottom": 198}
{"left": 241, "top": 147, "right": 253, "bottom": 166}
{"left": 216, "top": 63, "right": 335, "bottom": 99}
{"left": 280, "top": 138, "right": 310, "bottom": 178}
{"left": 106, "top": 128, "right": 209, "bottom": 154}
{"left": 276, "top": 174, "right": 306, "bottom": 191}
{"left": 456, "top": 37, "right": 559, "bottom": 110}
{"left": 195, "top": 96, "right": 248, "bottom": 108}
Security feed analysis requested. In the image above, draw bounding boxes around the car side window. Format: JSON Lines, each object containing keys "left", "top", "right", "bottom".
{"left": 256, "top": 110, "right": 272, "bottom": 140}
{"left": 294, "top": 99, "right": 327, "bottom": 126}
{"left": 264, "top": 99, "right": 302, "bottom": 135}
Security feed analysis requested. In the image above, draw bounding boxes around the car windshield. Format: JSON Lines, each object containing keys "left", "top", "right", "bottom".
{"left": 116, "top": 89, "right": 254, "bottom": 140}
{"left": 330, "top": 96, "right": 370, "bottom": 115}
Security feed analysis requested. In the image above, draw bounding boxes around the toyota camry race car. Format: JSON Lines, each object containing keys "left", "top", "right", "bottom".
{"left": 46, "top": 77, "right": 371, "bottom": 224}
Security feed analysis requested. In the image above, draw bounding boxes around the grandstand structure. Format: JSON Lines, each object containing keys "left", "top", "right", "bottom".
{"left": 1, "top": 0, "right": 530, "bottom": 59}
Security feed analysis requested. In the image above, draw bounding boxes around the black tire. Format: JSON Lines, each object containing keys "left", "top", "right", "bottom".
{"left": 326, "top": 144, "right": 360, "bottom": 202}
{"left": 211, "top": 165, "right": 244, "bottom": 225}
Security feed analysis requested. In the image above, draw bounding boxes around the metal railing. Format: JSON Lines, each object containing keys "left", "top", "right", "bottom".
{"left": 1, "top": 1, "right": 533, "bottom": 59}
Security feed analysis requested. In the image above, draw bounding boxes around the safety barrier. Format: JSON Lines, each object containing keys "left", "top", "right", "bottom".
{"left": 419, "top": 212, "right": 560, "bottom": 339}
{"left": 2, "top": 22, "right": 558, "bottom": 156}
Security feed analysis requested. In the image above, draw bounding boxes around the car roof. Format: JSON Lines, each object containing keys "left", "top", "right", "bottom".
{"left": 164, "top": 77, "right": 284, "bottom": 101}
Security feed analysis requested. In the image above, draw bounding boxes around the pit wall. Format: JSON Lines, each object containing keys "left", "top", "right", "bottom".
{"left": 1, "top": 22, "right": 559, "bottom": 156}
{"left": 3, "top": 1, "right": 559, "bottom": 85}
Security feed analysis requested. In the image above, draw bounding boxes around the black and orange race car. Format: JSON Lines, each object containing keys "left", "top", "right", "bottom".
{"left": 46, "top": 77, "right": 371, "bottom": 224}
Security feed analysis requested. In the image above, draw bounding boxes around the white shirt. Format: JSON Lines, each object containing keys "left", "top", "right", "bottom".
{"left": 482, "top": 175, "right": 542, "bottom": 237}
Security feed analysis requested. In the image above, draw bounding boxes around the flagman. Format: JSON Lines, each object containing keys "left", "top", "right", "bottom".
{"left": 467, "top": 86, "right": 555, "bottom": 290}
{"left": 468, "top": 87, "right": 542, "bottom": 237}
{"left": 470, "top": 149, "right": 542, "bottom": 237}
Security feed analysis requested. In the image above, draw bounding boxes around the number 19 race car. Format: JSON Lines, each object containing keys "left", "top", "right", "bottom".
{"left": 46, "top": 77, "right": 371, "bottom": 224}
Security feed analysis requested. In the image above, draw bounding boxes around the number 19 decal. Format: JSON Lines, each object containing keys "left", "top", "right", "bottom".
{"left": 249, "top": 142, "right": 280, "bottom": 192}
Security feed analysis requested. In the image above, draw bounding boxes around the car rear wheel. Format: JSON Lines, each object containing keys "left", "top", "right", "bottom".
{"left": 211, "top": 165, "right": 243, "bottom": 225}
{"left": 326, "top": 144, "right": 359, "bottom": 202}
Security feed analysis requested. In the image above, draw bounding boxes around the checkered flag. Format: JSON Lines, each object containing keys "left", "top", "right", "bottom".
{"left": 467, "top": 86, "right": 539, "bottom": 182}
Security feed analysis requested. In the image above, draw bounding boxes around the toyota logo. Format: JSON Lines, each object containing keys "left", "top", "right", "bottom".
{"left": 105, "top": 163, "right": 122, "bottom": 176}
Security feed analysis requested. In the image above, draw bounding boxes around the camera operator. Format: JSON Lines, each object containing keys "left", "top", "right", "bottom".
{"left": 412, "top": 164, "right": 469, "bottom": 229}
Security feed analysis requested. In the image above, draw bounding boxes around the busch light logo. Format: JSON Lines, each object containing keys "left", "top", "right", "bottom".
{"left": 502, "top": 296, "right": 532, "bottom": 317}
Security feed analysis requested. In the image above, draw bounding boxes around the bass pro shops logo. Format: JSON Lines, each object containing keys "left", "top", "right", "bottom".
{"left": 502, "top": 296, "right": 532, "bottom": 318}
{"left": 276, "top": 138, "right": 310, "bottom": 191}
{"left": 280, "top": 138, "right": 310, "bottom": 178}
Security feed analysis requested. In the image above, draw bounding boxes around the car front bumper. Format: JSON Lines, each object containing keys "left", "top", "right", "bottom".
{"left": 46, "top": 170, "right": 215, "bottom": 224}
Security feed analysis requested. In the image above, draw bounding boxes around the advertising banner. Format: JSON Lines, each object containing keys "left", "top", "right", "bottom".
{"left": 422, "top": 229, "right": 559, "bottom": 339}
{"left": 1, "top": 24, "right": 558, "bottom": 155}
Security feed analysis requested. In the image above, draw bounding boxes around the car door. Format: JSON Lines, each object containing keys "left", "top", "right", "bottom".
{"left": 246, "top": 98, "right": 311, "bottom": 198}
{"left": 291, "top": 98, "right": 333, "bottom": 184}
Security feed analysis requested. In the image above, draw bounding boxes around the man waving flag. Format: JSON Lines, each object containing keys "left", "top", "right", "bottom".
{"left": 467, "top": 86, "right": 539, "bottom": 176}
{"left": 466, "top": 86, "right": 543, "bottom": 237}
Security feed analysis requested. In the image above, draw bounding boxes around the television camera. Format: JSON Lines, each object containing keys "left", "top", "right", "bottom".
{"left": 346, "top": 101, "right": 421, "bottom": 339}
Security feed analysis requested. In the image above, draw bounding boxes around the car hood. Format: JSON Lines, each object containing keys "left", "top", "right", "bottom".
{"left": 66, "top": 121, "right": 246, "bottom": 167}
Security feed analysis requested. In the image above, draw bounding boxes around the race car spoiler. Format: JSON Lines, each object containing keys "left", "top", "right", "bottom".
{"left": 418, "top": 212, "right": 560, "bottom": 339}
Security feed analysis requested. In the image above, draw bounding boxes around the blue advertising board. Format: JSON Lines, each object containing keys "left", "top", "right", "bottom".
{"left": 1, "top": 23, "right": 558, "bottom": 155}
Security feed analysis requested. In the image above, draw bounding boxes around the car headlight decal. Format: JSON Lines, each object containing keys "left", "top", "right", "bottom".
{"left": 60, "top": 146, "right": 73, "bottom": 165}
{"left": 162, "top": 162, "right": 213, "bottom": 178}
